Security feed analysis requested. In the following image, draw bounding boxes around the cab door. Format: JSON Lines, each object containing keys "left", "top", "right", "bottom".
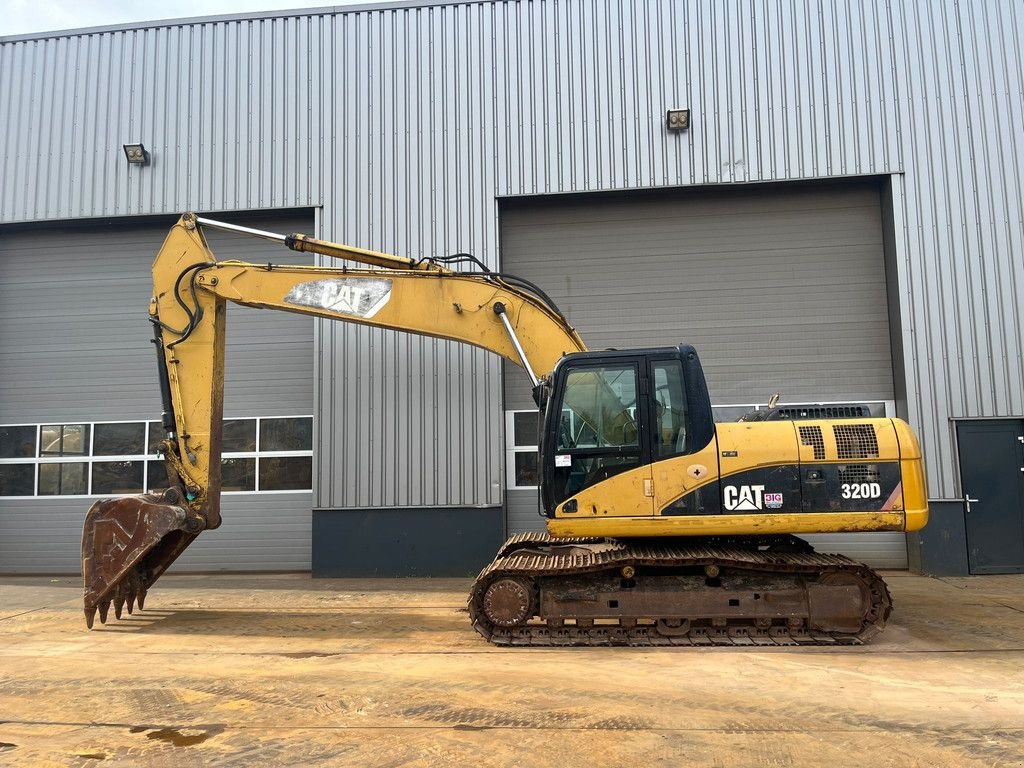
{"left": 545, "top": 358, "right": 654, "bottom": 517}
{"left": 648, "top": 355, "right": 721, "bottom": 516}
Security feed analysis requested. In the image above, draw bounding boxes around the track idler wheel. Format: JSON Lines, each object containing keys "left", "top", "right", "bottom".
{"left": 481, "top": 577, "right": 535, "bottom": 627}
{"left": 808, "top": 570, "right": 874, "bottom": 634}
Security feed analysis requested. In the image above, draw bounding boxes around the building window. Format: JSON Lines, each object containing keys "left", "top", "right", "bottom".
{"left": 0, "top": 416, "right": 314, "bottom": 498}
{"left": 40, "top": 424, "right": 89, "bottom": 456}
{"left": 0, "top": 463, "right": 34, "bottom": 496}
{"left": 506, "top": 411, "right": 540, "bottom": 490}
{"left": 0, "top": 425, "right": 36, "bottom": 459}
{"left": 39, "top": 462, "right": 89, "bottom": 495}
{"left": 222, "top": 419, "right": 257, "bottom": 452}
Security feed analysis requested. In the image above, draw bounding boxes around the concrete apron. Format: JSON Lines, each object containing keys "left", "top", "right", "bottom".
{"left": 1, "top": 571, "right": 1023, "bottom": 767}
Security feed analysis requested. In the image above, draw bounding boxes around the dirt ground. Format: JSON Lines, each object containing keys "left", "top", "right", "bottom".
{"left": 1, "top": 571, "right": 1023, "bottom": 767}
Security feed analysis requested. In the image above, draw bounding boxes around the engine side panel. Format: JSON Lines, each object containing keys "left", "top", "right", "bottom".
{"left": 547, "top": 418, "right": 928, "bottom": 538}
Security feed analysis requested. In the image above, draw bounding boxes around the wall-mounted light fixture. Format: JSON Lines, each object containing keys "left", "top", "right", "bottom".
{"left": 665, "top": 109, "right": 690, "bottom": 132}
{"left": 123, "top": 143, "right": 149, "bottom": 165}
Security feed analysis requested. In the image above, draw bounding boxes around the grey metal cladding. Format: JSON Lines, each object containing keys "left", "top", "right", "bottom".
{"left": 800, "top": 533, "right": 907, "bottom": 571}
{"left": 506, "top": 487, "right": 545, "bottom": 536}
{"left": 0, "top": 213, "right": 314, "bottom": 573}
{"left": 175, "top": 493, "right": 313, "bottom": 571}
{"left": 887, "top": 1, "right": 1024, "bottom": 497}
{"left": 2, "top": 1, "right": 1023, "bottom": 501}
{"left": 0, "top": 494, "right": 312, "bottom": 573}
{"left": 0, "top": 213, "right": 314, "bottom": 422}
{"left": 501, "top": 184, "right": 895, "bottom": 411}
{"left": 0, "top": 19, "right": 323, "bottom": 219}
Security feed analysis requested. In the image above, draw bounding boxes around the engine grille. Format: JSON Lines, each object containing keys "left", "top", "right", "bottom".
{"left": 777, "top": 405, "right": 871, "bottom": 420}
{"left": 833, "top": 424, "right": 880, "bottom": 459}
{"left": 839, "top": 463, "right": 881, "bottom": 483}
{"left": 798, "top": 426, "right": 826, "bottom": 460}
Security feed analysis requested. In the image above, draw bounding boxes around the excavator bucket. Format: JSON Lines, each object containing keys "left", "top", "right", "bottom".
{"left": 81, "top": 487, "right": 200, "bottom": 628}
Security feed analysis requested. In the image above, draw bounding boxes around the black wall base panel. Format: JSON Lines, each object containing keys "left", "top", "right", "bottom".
{"left": 312, "top": 506, "right": 504, "bottom": 577}
{"left": 907, "top": 500, "right": 970, "bottom": 576}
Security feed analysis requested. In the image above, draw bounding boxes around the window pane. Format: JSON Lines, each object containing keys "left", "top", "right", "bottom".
{"left": 713, "top": 405, "right": 752, "bottom": 423}
{"left": 0, "top": 464, "right": 34, "bottom": 496}
{"left": 40, "top": 424, "right": 90, "bottom": 456}
{"left": 557, "top": 366, "right": 639, "bottom": 450}
{"left": 92, "top": 461, "right": 144, "bottom": 494}
{"left": 38, "top": 462, "right": 88, "bottom": 495}
{"left": 512, "top": 412, "right": 539, "bottom": 447}
{"left": 221, "top": 458, "right": 256, "bottom": 491}
{"left": 652, "top": 361, "right": 687, "bottom": 458}
{"left": 147, "top": 422, "right": 166, "bottom": 454}
{"left": 147, "top": 460, "right": 170, "bottom": 494}
{"left": 39, "top": 426, "right": 60, "bottom": 454}
{"left": 223, "top": 419, "right": 257, "bottom": 453}
{"left": 557, "top": 455, "right": 639, "bottom": 500}
{"left": 0, "top": 426, "right": 36, "bottom": 459}
{"left": 513, "top": 452, "right": 539, "bottom": 487}
{"left": 94, "top": 423, "right": 145, "bottom": 456}
{"left": 260, "top": 417, "right": 312, "bottom": 452}
{"left": 259, "top": 456, "right": 312, "bottom": 491}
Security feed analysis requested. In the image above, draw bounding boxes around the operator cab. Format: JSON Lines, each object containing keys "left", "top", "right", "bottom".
{"left": 538, "top": 344, "right": 715, "bottom": 517}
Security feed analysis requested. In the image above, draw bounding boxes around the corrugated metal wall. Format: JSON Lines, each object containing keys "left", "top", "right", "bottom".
{"left": 0, "top": 19, "right": 323, "bottom": 218}
{"left": 887, "top": 0, "right": 1024, "bottom": 496}
{"left": 2, "top": 0, "right": 1023, "bottom": 505}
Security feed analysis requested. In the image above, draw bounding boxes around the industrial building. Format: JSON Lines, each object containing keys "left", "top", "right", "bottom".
{"left": 1, "top": 0, "right": 1022, "bottom": 577}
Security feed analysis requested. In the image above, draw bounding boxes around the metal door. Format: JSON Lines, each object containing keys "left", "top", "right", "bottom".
{"left": 956, "top": 420, "right": 1024, "bottom": 574}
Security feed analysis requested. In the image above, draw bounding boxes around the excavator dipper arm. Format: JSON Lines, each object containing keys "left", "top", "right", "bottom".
{"left": 81, "top": 212, "right": 585, "bottom": 627}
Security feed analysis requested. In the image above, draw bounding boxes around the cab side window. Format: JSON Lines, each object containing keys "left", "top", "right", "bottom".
{"left": 652, "top": 360, "right": 687, "bottom": 459}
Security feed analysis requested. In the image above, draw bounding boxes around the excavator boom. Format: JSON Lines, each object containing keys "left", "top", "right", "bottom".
{"left": 81, "top": 213, "right": 585, "bottom": 627}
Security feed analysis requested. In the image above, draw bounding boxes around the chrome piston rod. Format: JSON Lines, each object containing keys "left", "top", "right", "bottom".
{"left": 493, "top": 302, "right": 539, "bottom": 387}
{"left": 195, "top": 216, "right": 288, "bottom": 244}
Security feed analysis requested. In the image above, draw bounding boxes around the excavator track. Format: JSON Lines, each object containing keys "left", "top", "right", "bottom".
{"left": 469, "top": 534, "right": 891, "bottom": 647}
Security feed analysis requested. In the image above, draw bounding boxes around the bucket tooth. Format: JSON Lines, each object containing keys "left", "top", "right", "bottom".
{"left": 84, "top": 606, "right": 97, "bottom": 630}
{"left": 137, "top": 589, "right": 147, "bottom": 611}
{"left": 114, "top": 595, "right": 125, "bottom": 621}
{"left": 124, "top": 571, "right": 141, "bottom": 615}
{"left": 98, "top": 600, "right": 110, "bottom": 625}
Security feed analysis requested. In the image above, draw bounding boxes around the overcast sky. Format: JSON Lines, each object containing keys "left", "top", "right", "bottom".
{"left": 0, "top": 0, "right": 371, "bottom": 37}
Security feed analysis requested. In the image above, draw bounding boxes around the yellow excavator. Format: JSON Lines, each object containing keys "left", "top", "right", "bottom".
{"left": 81, "top": 213, "right": 928, "bottom": 646}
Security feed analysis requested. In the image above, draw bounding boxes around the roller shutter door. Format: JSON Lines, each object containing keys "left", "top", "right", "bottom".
{"left": 0, "top": 211, "right": 315, "bottom": 573}
{"left": 501, "top": 182, "right": 906, "bottom": 568}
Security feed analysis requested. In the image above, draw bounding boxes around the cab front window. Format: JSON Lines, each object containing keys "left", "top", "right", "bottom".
{"left": 551, "top": 363, "right": 642, "bottom": 503}
{"left": 557, "top": 366, "right": 639, "bottom": 451}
